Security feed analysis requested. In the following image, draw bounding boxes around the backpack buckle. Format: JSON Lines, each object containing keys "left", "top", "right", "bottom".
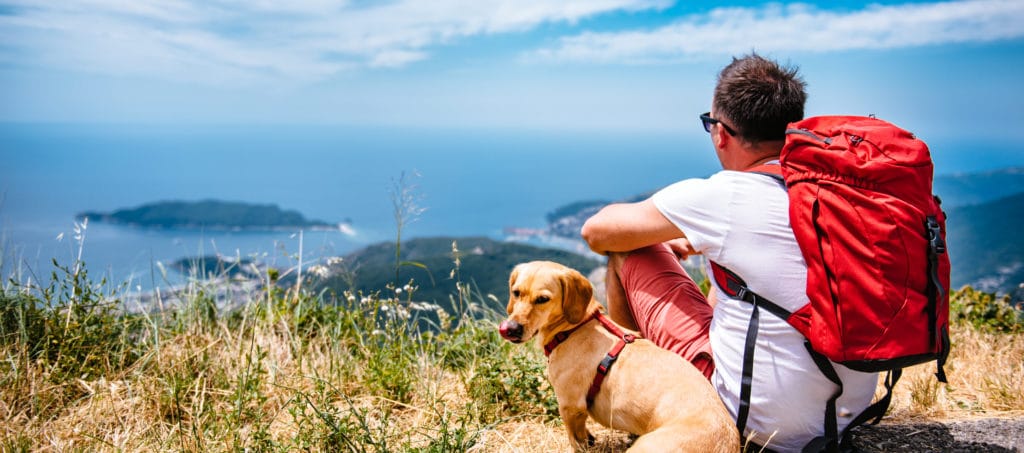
{"left": 925, "top": 217, "right": 946, "bottom": 255}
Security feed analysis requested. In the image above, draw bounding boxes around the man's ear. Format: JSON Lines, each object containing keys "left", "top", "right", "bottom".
{"left": 560, "top": 268, "right": 593, "bottom": 324}
{"left": 714, "top": 120, "right": 732, "bottom": 151}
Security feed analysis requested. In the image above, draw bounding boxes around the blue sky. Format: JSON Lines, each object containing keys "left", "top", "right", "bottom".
{"left": 1, "top": 0, "right": 1023, "bottom": 145}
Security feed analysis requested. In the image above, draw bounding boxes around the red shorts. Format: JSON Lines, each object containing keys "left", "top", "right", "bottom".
{"left": 620, "top": 243, "right": 714, "bottom": 379}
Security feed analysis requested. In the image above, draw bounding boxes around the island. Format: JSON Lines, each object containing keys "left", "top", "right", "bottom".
{"left": 76, "top": 200, "right": 338, "bottom": 231}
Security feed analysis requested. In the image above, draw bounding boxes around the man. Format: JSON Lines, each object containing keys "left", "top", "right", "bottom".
{"left": 580, "top": 54, "right": 878, "bottom": 452}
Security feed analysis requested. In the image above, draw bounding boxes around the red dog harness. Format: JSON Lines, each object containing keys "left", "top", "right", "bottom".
{"left": 543, "top": 311, "right": 636, "bottom": 406}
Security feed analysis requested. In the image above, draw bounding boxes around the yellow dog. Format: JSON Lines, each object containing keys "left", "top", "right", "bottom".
{"left": 499, "top": 261, "right": 738, "bottom": 452}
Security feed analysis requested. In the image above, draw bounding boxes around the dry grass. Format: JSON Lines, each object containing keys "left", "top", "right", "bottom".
{"left": 1, "top": 270, "right": 1021, "bottom": 452}
{"left": 888, "top": 325, "right": 1024, "bottom": 422}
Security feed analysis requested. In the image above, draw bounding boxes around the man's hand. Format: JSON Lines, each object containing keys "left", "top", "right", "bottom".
{"left": 665, "top": 238, "right": 698, "bottom": 260}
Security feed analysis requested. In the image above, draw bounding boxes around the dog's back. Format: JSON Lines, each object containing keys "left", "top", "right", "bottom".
{"left": 549, "top": 323, "right": 738, "bottom": 453}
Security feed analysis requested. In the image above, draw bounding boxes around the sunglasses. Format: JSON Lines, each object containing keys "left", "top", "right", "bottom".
{"left": 700, "top": 112, "right": 736, "bottom": 136}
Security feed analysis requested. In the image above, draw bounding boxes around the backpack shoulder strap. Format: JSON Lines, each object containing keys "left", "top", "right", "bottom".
{"left": 744, "top": 162, "right": 786, "bottom": 189}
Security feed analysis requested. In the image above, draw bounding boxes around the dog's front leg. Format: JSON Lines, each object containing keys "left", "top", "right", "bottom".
{"left": 559, "top": 405, "right": 594, "bottom": 451}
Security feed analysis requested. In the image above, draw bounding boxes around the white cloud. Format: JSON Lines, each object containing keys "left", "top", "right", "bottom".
{"left": 528, "top": 0, "right": 1024, "bottom": 64}
{"left": 0, "top": 0, "right": 669, "bottom": 85}
{"left": 369, "top": 50, "right": 429, "bottom": 69}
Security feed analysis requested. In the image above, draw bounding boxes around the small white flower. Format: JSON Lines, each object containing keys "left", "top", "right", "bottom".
{"left": 307, "top": 265, "right": 330, "bottom": 278}
{"left": 394, "top": 287, "right": 403, "bottom": 295}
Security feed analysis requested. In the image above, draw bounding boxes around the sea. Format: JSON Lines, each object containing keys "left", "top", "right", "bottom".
{"left": 2, "top": 123, "right": 1021, "bottom": 291}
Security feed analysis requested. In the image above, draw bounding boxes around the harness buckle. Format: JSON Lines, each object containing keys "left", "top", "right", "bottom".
{"left": 737, "top": 287, "right": 749, "bottom": 303}
{"left": 597, "top": 354, "right": 617, "bottom": 375}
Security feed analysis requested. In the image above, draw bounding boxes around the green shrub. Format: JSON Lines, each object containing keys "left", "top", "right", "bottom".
{"left": 1, "top": 261, "right": 147, "bottom": 383}
{"left": 465, "top": 345, "right": 558, "bottom": 423}
{"left": 950, "top": 286, "right": 1024, "bottom": 333}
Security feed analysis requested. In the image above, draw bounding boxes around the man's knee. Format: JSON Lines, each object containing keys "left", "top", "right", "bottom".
{"left": 608, "top": 244, "right": 672, "bottom": 273}
{"left": 606, "top": 251, "right": 629, "bottom": 274}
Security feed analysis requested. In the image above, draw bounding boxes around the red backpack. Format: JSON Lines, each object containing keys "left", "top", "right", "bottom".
{"left": 710, "top": 116, "right": 951, "bottom": 452}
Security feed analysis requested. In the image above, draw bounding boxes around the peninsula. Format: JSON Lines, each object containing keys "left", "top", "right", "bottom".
{"left": 76, "top": 200, "right": 336, "bottom": 231}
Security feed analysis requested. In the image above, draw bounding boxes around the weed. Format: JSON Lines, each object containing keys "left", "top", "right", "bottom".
{"left": 406, "top": 404, "right": 483, "bottom": 452}
{"left": 908, "top": 373, "right": 940, "bottom": 411}
{"left": 466, "top": 345, "right": 559, "bottom": 423}
{"left": 0, "top": 434, "right": 32, "bottom": 453}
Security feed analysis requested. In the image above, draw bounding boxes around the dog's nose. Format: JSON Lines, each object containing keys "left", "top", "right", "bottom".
{"left": 499, "top": 319, "right": 524, "bottom": 342}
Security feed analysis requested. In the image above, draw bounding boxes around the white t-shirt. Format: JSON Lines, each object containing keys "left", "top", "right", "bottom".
{"left": 652, "top": 170, "right": 878, "bottom": 452}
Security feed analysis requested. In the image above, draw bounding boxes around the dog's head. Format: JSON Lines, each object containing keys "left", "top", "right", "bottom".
{"left": 499, "top": 261, "right": 593, "bottom": 344}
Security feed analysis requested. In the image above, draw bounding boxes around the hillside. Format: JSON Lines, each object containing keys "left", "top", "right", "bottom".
{"left": 934, "top": 166, "right": 1024, "bottom": 208}
{"left": 77, "top": 199, "right": 335, "bottom": 230}
{"left": 312, "top": 236, "right": 602, "bottom": 312}
{"left": 946, "top": 191, "right": 1024, "bottom": 295}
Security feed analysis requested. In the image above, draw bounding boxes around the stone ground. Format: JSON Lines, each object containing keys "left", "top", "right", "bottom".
{"left": 851, "top": 418, "right": 1024, "bottom": 452}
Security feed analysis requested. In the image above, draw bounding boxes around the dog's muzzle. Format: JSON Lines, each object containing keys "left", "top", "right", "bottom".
{"left": 499, "top": 319, "right": 524, "bottom": 343}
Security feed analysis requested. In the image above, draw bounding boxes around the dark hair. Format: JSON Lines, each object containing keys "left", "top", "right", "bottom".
{"left": 713, "top": 54, "right": 806, "bottom": 143}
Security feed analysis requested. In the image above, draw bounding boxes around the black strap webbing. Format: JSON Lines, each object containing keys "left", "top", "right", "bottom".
{"left": 736, "top": 296, "right": 760, "bottom": 436}
{"left": 804, "top": 343, "right": 844, "bottom": 452}
{"left": 839, "top": 369, "right": 901, "bottom": 448}
{"left": 925, "top": 215, "right": 949, "bottom": 383}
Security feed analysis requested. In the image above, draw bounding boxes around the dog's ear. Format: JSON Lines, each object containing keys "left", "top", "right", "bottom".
{"left": 560, "top": 268, "right": 593, "bottom": 324}
{"left": 507, "top": 264, "right": 521, "bottom": 314}
{"left": 508, "top": 264, "right": 521, "bottom": 293}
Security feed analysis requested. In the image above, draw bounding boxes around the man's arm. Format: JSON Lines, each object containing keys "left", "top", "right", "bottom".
{"left": 580, "top": 198, "right": 686, "bottom": 255}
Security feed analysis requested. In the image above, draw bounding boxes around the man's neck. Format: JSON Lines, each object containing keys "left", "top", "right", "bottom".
{"left": 745, "top": 154, "right": 780, "bottom": 169}
{"left": 725, "top": 145, "right": 783, "bottom": 171}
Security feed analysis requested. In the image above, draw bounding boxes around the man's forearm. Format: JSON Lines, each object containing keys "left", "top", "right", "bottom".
{"left": 580, "top": 199, "right": 685, "bottom": 254}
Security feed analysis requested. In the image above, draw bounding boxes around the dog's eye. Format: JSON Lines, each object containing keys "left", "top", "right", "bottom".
{"left": 534, "top": 295, "right": 550, "bottom": 304}
{"left": 512, "top": 289, "right": 520, "bottom": 298}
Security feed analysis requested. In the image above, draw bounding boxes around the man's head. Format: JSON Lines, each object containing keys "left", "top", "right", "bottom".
{"left": 712, "top": 54, "right": 806, "bottom": 145}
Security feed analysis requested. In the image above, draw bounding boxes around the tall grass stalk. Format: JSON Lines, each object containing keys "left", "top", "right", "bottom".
{"left": 389, "top": 171, "right": 427, "bottom": 288}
